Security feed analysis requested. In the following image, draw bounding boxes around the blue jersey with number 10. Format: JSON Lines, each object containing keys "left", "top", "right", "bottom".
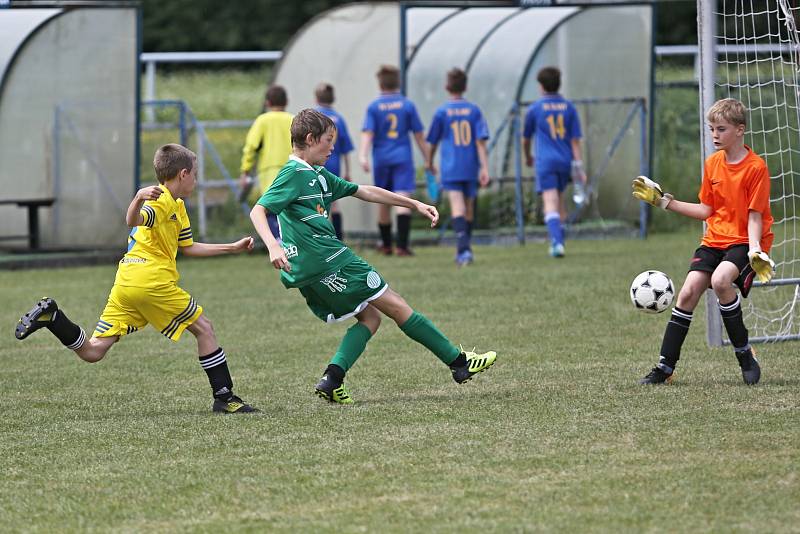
{"left": 523, "top": 94, "right": 582, "bottom": 174}
{"left": 362, "top": 93, "right": 424, "bottom": 167}
{"left": 426, "top": 99, "right": 489, "bottom": 183}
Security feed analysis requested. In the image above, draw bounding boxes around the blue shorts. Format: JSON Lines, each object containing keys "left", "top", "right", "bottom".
{"left": 442, "top": 180, "right": 478, "bottom": 199}
{"left": 536, "top": 169, "right": 571, "bottom": 194}
{"left": 374, "top": 160, "right": 416, "bottom": 193}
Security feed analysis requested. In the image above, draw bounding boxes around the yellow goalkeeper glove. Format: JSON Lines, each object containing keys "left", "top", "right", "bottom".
{"left": 748, "top": 249, "right": 776, "bottom": 283}
{"left": 632, "top": 176, "right": 673, "bottom": 210}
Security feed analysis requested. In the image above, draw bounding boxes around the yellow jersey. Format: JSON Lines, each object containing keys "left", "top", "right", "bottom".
{"left": 114, "top": 185, "right": 193, "bottom": 288}
{"left": 240, "top": 110, "right": 294, "bottom": 181}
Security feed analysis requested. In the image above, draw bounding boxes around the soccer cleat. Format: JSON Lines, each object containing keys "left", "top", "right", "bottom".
{"left": 455, "top": 250, "right": 474, "bottom": 267}
{"left": 549, "top": 243, "right": 565, "bottom": 258}
{"left": 15, "top": 297, "right": 59, "bottom": 340}
{"left": 395, "top": 247, "right": 414, "bottom": 257}
{"left": 315, "top": 374, "right": 354, "bottom": 404}
{"left": 451, "top": 349, "right": 497, "bottom": 384}
{"left": 638, "top": 366, "right": 673, "bottom": 385}
{"left": 212, "top": 394, "right": 259, "bottom": 413}
{"left": 735, "top": 348, "right": 761, "bottom": 385}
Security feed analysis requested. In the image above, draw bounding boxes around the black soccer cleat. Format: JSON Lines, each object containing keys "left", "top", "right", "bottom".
{"left": 638, "top": 366, "right": 674, "bottom": 385}
{"left": 15, "top": 297, "right": 59, "bottom": 340}
{"left": 735, "top": 348, "right": 761, "bottom": 385}
{"left": 212, "top": 394, "right": 259, "bottom": 413}
{"left": 450, "top": 349, "right": 497, "bottom": 384}
{"left": 314, "top": 374, "right": 354, "bottom": 404}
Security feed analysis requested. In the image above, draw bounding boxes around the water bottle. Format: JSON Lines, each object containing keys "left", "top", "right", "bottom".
{"left": 572, "top": 181, "right": 586, "bottom": 206}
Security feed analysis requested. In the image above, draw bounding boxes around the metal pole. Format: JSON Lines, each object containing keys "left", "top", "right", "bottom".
{"left": 512, "top": 104, "right": 525, "bottom": 245}
{"left": 197, "top": 127, "right": 207, "bottom": 240}
{"left": 698, "top": 0, "right": 724, "bottom": 347}
{"left": 145, "top": 60, "right": 156, "bottom": 123}
{"left": 638, "top": 99, "right": 648, "bottom": 238}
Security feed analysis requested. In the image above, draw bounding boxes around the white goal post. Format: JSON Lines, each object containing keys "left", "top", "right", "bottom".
{"left": 699, "top": 0, "right": 800, "bottom": 346}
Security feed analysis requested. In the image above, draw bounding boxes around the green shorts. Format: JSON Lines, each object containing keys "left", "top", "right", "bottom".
{"left": 299, "top": 257, "right": 388, "bottom": 323}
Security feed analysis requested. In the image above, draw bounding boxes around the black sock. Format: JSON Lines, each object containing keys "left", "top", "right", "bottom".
{"left": 396, "top": 214, "right": 411, "bottom": 250}
{"left": 324, "top": 363, "right": 345, "bottom": 386}
{"left": 719, "top": 295, "right": 749, "bottom": 350}
{"left": 47, "top": 309, "right": 85, "bottom": 350}
{"left": 659, "top": 306, "right": 693, "bottom": 371}
{"left": 199, "top": 347, "right": 234, "bottom": 399}
{"left": 449, "top": 352, "right": 467, "bottom": 368}
{"left": 467, "top": 220, "right": 473, "bottom": 239}
{"left": 378, "top": 223, "right": 392, "bottom": 248}
{"left": 332, "top": 213, "right": 343, "bottom": 240}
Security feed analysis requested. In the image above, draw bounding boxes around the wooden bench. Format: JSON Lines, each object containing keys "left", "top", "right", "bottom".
{"left": 0, "top": 198, "right": 55, "bottom": 250}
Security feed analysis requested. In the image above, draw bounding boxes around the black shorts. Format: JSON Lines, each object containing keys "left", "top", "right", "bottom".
{"left": 688, "top": 244, "right": 756, "bottom": 297}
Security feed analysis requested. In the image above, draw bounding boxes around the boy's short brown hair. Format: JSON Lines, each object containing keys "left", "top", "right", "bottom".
{"left": 706, "top": 98, "right": 747, "bottom": 127}
{"left": 153, "top": 144, "right": 195, "bottom": 184}
{"left": 291, "top": 108, "right": 336, "bottom": 149}
{"left": 446, "top": 67, "right": 467, "bottom": 93}
{"left": 266, "top": 84, "right": 288, "bottom": 108}
{"left": 376, "top": 65, "right": 400, "bottom": 91}
{"left": 537, "top": 66, "right": 561, "bottom": 93}
{"left": 315, "top": 83, "right": 335, "bottom": 105}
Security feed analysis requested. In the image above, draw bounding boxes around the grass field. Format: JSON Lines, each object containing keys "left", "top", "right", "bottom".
{"left": 2, "top": 230, "right": 799, "bottom": 532}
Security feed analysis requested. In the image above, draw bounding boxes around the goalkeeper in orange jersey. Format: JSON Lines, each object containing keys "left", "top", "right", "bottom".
{"left": 632, "top": 98, "right": 773, "bottom": 385}
{"left": 15, "top": 144, "right": 259, "bottom": 413}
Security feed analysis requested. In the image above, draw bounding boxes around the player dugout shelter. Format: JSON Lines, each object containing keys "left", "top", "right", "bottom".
{"left": 0, "top": 2, "right": 139, "bottom": 249}
{"left": 274, "top": 1, "right": 653, "bottom": 235}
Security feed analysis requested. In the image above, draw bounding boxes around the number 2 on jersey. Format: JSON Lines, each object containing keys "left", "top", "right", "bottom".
{"left": 546, "top": 113, "right": 566, "bottom": 140}
{"left": 450, "top": 120, "right": 472, "bottom": 146}
{"left": 387, "top": 113, "right": 398, "bottom": 139}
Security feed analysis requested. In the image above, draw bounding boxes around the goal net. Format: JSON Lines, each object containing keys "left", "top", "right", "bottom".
{"left": 700, "top": 0, "right": 800, "bottom": 344}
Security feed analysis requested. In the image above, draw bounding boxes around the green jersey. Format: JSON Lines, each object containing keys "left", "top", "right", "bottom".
{"left": 257, "top": 155, "right": 359, "bottom": 288}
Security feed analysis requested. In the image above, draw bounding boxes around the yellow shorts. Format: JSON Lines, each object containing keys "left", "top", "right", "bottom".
{"left": 94, "top": 284, "right": 203, "bottom": 341}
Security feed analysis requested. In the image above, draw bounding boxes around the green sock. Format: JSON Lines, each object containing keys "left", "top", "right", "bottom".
{"left": 330, "top": 323, "right": 373, "bottom": 372}
{"left": 399, "top": 311, "right": 460, "bottom": 365}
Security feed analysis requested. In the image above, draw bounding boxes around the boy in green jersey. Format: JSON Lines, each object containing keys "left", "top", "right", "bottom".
{"left": 250, "top": 109, "right": 497, "bottom": 404}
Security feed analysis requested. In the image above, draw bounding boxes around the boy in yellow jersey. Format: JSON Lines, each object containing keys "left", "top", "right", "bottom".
{"left": 15, "top": 144, "right": 258, "bottom": 414}
{"left": 239, "top": 84, "right": 293, "bottom": 238}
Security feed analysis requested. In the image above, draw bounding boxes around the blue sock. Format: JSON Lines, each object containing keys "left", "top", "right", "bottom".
{"left": 544, "top": 212, "right": 563, "bottom": 246}
{"left": 452, "top": 216, "right": 469, "bottom": 253}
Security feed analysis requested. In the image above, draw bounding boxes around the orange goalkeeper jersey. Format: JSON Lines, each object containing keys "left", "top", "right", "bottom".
{"left": 698, "top": 146, "right": 773, "bottom": 252}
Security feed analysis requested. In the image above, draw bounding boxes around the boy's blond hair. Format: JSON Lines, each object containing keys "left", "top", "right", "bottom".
{"left": 706, "top": 98, "right": 747, "bottom": 127}
{"left": 153, "top": 144, "right": 196, "bottom": 183}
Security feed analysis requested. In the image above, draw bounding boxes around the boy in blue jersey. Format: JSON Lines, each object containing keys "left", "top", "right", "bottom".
{"left": 250, "top": 109, "right": 496, "bottom": 404}
{"left": 315, "top": 82, "right": 354, "bottom": 240}
{"left": 522, "top": 66, "right": 587, "bottom": 258}
{"left": 359, "top": 65, "right": 431, "bottom": 256}
{"left": 15, "top": 144, "right": 258, "bottom": 414}
{"left": 425, "top": 68, "right": 490, "bottom": 266}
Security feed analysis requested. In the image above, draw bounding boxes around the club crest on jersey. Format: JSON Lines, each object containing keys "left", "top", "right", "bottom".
{"left": 318, "top": 174, "right": 328, "bottom": 192}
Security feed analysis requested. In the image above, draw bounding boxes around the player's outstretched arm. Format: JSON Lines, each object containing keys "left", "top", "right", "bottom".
{"left": 181, "top": 237, "right": 254, "bottom": 257}
{"left": 125, "top": 186, "right": 162, "bottom": 227}
{"left": 249, "top": 204, "right": 290, "bottom": 271}
{"left": 631, "top": 176, "right": 711, "bottom": 220}
{"left": 354, "top": 185, "right": 439, "bottom": 227}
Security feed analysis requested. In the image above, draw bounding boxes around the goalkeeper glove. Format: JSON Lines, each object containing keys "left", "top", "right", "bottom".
{"left": 632, "top": 176, "right": 673, "bottom": 210}
{"left": 748, "top": 249, "right": 776, "bottom": 283}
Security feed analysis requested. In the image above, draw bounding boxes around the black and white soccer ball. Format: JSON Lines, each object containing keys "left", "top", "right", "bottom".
{"left": 630, "top": 270, "right": 674, "bottom": 313}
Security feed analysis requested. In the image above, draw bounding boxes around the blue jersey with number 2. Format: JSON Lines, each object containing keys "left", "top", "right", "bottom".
{"left": 523, "top": 94, "right": 581, "bottom": 174}
{"left": 426, "top": 99, "right": 489, "bottom": 184}
{"left": 362, "top": 93, "right": 424, "bottom": 167}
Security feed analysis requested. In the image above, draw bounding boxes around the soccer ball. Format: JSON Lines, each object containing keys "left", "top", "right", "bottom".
{"left": 630, "top": 270, "right": 675, "bottom": 313}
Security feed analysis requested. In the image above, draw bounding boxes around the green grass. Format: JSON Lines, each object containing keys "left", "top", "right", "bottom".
{"left": 2, "top": 231, "right": 799, "bottom": 532}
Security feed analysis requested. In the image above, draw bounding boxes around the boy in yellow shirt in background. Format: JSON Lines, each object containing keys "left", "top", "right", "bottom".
{"left": 239, "top": 84, "right": 293, "bottom": 238}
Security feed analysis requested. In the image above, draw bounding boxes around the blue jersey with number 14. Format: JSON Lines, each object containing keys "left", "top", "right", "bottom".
{"left": 362, "top": 93, "right": 424, "bottom": 167}
{"left": 426, "top": 99, "right": 489, "bottom": 183}
{"left": 523, "top": 94, "right": 582, "bottom": 174}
